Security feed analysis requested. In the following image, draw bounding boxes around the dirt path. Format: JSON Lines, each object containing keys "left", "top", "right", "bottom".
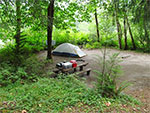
{"left": 38, "top": 49, "right": 150, "bottom": 112}
{"left": 82, "top": 49, "right": 150, "bottom": 86}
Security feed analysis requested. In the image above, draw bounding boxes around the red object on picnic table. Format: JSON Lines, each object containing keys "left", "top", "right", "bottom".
{"left": 70, "top": 60, "right": 77, "bottom": 68}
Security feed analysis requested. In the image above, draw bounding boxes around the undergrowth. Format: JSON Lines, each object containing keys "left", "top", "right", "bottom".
{"left": 0, "top": 76, "right": 140, "bottom": 113}
{"left": 0, "top": 51, "right": 50, "bottom": 87}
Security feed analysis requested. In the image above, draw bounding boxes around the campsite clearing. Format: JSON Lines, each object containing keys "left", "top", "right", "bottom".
{"left": 38, "top": 48, "right": 150, "bottom": 112}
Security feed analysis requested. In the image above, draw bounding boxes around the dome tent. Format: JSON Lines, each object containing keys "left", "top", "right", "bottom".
{"left": 52, "top": 43, "right": 86, "bottom": 57}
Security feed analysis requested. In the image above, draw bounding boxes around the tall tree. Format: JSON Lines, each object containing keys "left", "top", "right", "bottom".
{"left": 47, "top": 0, "right": 54, "bottom": 59}
{"left": 132, "top": 0, "right": 150, "bottom": 50}
{"left": 114, "top": 1, "right": 122, "bottom": 49}
{"left": 15, "top": 0, "right": 21, "bottom": 53}
{"left": 93, "top": 0, "right": 101, "bottom": 42}
{"left": 126, "top": 16, "right": 136, "bottom": 50}
{"left": 82, "top": 0, "right": 101, "bottom": 42}
{"left": 123, "top": 16, "right": 128, "bottom": 50}
{"left": 122, "top": 0, "right": 128, "bottom": 50}
{"left": 106, "top": 0, "right": 123, "bottom": 49}
{"left": 0, "top": 0, "right": 34, "bottom": 53}
{"left": 95, "top": 8, "right": 100, "bottom": 42}
{"left": 122, "top": 0, "right": 136, "bottom": 50}
{"left": 143, "top": 0, "right": 150, "bottom": 48}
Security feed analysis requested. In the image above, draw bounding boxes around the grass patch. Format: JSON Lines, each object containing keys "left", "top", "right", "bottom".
{"left": 0, "top": 75, "right": 140, "bottom": 113}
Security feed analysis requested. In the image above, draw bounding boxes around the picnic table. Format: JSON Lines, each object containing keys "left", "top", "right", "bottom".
{"left": 52, "top": 61, "right": 91, "bottom": 77}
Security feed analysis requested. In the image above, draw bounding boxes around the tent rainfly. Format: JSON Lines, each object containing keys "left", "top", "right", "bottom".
{"left": 52, "top": 43, "right": 86, "bottom": 57}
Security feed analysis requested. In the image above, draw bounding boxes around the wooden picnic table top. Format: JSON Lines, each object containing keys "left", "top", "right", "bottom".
{"left": 53, "top": 62, "right": 88, "bottom": 73}
{"left": 52, "top": 62, "right": 91, "bottom": 77}
{"left": 62, "top": 62, "right": 88, "bottom": 72}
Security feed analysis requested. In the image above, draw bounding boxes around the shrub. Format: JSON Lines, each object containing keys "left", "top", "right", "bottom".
{"left": 22, "top": 56, "right": 49, "bottom": 76}
{"left": 101, "top": 36, "right": 118, "bottom": 47}
{"left": 0, "top": 62, "right": 38, "bottom": 87}
{"left": 85, "top": 42, "right": 102, "bottom": 49}
{"left": 23, "top": 29, "right": 47, "bottom": 52}
{"left": 94, "top": 48, "right": 130, "bottom": 97}
{"left": 0, "top": 55, "right": 47, "bottom": 86}
{"left": 53, "top": 29, "right": 90, "bottom": 46}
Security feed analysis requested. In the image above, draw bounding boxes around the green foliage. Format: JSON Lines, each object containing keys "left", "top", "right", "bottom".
{"left": 53, "top": 29, "right": 90, "bottom": 46}
{"left": 0, "top": 76, "right": 140, "bottom": 112}
{"left": 94, "top": 48, "right": 130, "bottom": 97}
{"left": 0, "top": 43, "right": 24, "bottom": 64}
{"left": 0, "top": 53, "right": 49, "bottom": 86}
{"left": 0, "top": 62, "right": 38, "bottom": 87}
{"left": 0, "top": 76, "right": 88, "bottom": 112}
{"left": 0, "top": 43, "right": 32, "bottom": 65}
{"left": 23, "top": 29, "right": 47, "bottom": 52}
{"left": 22, "top": 56, "right": 50, "bottom": 76}
{"left": 0, "top": 0, "right": 150, "bottom": 54}
{"left": 0, "top": 29, "right": 47, "bottom": 63}
{"left": 101, "top": 37, "right": 118, "bottom": 47}
{"left": 85, "top": 42, "right": 102, "bottom": 49}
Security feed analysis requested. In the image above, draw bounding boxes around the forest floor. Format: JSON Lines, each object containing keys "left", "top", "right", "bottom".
{"left": 38, "top": 48, "right": 150, "bottom": 112}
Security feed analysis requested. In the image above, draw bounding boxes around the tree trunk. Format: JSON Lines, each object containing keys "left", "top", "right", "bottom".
{"left": 144, "top": 0, "right": 150, "bottom": 48}
{"left": 15, "top": 0, "right": 21, "bottom": 53}
{"left": 126, "top": 17, "right": 136, "bottom": 50}
{"left": 47, "top": 0, "right": 54, "bottom": 60}
{"left": 124, "top": 16, "right": 128, "bottom": 50}
{"left": 95, "top": 8, "right": 100, "bottom": 42}
{"left": 115, "top": 13, "right": 122, "bottom": 49}
{"left": 143, "top": 19, "right": 149, "bottom": 48}
{"left": 115, "top": 3, "right": 122, "bottom": 49}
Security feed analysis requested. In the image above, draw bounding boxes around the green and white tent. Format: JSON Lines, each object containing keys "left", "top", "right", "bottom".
{"left": 52, "top": 43, "right": 86, "bottom": 57}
